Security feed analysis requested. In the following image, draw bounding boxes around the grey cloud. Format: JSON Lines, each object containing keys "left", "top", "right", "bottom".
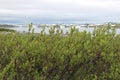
{"left": 0, "top": 0, "right": 120, "bottom": 24}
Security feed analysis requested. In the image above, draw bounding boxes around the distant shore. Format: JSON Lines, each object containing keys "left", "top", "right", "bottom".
{"left": 0, "top": 22, "right": 120, "bottom": 28}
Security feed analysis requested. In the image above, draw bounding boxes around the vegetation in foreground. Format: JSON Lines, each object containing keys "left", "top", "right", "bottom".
{"left": 0, "top": 24, "right": 120, "bottom": 80}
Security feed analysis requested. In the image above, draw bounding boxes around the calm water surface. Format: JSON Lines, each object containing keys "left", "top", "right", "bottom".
{"left": 5, "top": 25, "right": 120, "bottom": 34}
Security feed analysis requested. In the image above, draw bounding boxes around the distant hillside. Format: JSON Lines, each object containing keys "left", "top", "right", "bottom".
{"left": 0, "top": 24, "right": 17, "bottom": 27}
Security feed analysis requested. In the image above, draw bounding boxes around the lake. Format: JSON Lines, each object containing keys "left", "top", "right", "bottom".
{"left": 1, "top": 25, "right": 120, "bottom": 34}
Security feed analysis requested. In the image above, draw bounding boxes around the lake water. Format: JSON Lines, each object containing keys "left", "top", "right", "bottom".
{"left": 3, "top": 25, "right": 120, "bottom": 34}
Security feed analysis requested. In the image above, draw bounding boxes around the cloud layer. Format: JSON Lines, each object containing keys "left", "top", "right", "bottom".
{"left": 0, "top": 0, "right": 120, "bottom": 24}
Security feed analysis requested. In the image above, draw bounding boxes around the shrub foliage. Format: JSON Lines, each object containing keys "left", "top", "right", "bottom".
{"left": 0, "top": 28, "right": 16, "bottom": 32}
{"left": 0, "top": 24, "right": 120, "bottom": 80}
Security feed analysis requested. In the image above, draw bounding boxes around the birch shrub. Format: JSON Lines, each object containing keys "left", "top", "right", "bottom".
{"left": 0, "top": 24, "right": 120, "bottom": 80}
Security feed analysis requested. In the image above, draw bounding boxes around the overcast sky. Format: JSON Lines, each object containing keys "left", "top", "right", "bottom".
{"left": 0, "top": 0, "right": 120, "bottom": 24}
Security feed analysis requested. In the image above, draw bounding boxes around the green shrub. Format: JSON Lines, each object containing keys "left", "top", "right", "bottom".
{"left": 0, "top": 24, "right": 120, "bottom": 80}
{"left": 0, "top": 28, "right": 16, "bottom": 32}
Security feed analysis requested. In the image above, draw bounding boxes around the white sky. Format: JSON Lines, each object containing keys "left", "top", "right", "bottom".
{"left": 0, "top": 0, "right": 120, "bottom": 24}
